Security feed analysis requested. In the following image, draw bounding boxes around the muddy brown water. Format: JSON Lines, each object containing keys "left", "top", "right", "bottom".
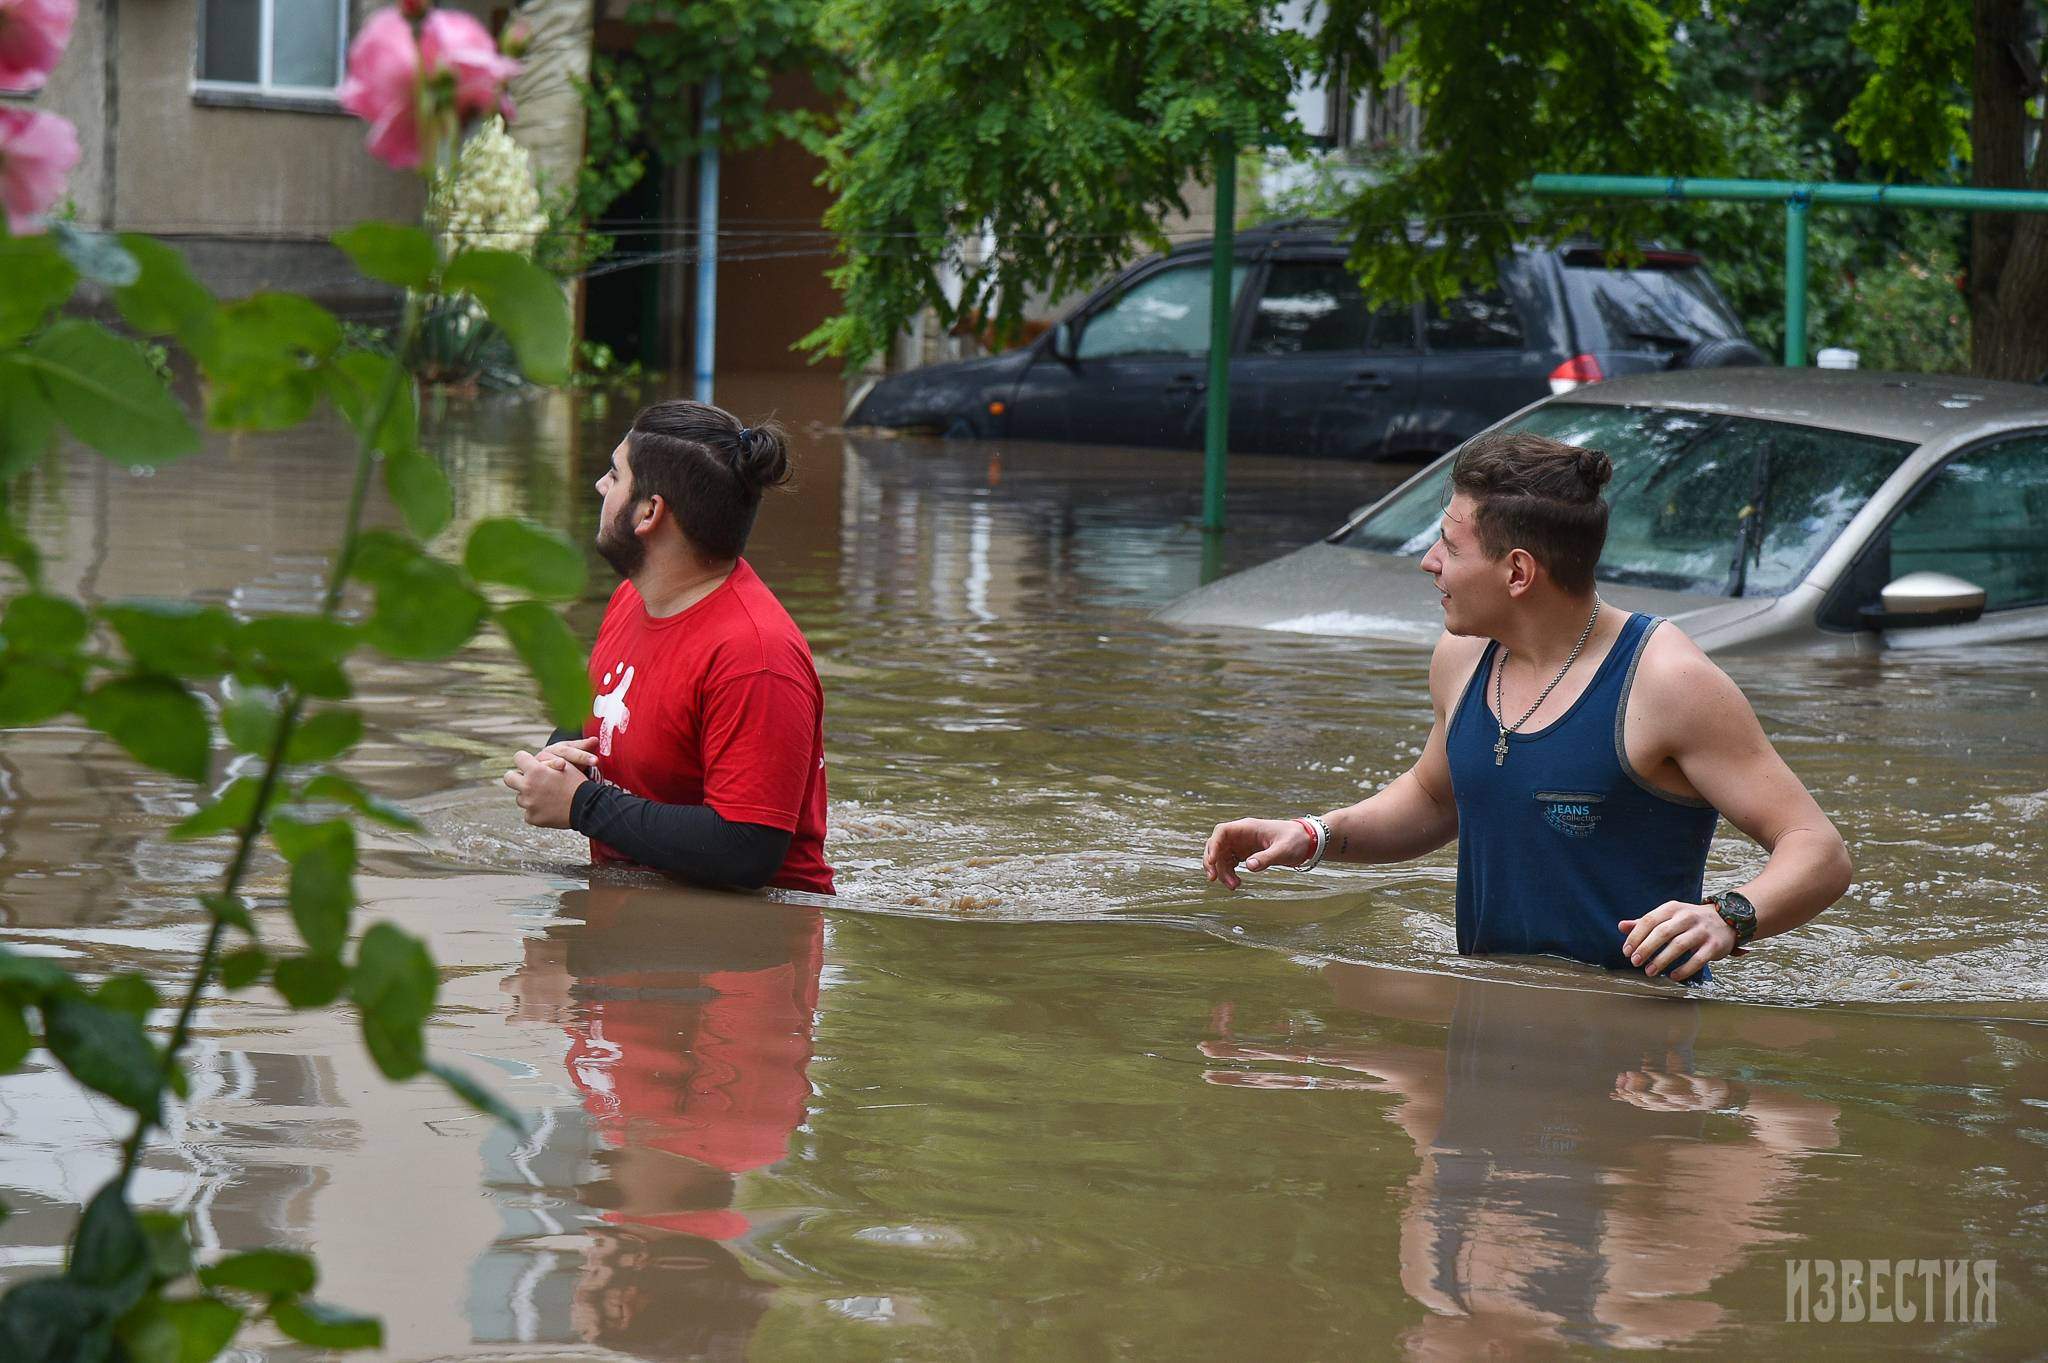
{"left": 2, "top": 375, "right": 2044, "bottom": 1359}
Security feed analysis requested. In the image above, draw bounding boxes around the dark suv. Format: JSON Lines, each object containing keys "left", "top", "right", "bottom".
{"left": 847, "top": 221, "right": 1767, "bottom": 459}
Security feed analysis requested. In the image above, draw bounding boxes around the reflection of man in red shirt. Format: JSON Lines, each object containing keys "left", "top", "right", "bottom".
{"left": 503, "top": 886, "right": 823, "bottom": 1357}
{"left": 558, "top": 892, "right": 823, "bottom": 1235}
{"left": 502, "top": 400, "right": 833, "bottom": 894}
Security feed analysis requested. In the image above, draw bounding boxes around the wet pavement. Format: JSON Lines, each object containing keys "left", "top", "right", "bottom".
{"left": 1, "top": 375, "right": 2044, "bottom": 1358}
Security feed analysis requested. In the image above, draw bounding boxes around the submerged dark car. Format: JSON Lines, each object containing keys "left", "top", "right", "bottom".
{"left": 847, "top": 221, "right": 1768, "bottom": 459}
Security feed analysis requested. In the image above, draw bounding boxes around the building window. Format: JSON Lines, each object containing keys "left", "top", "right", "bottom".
{"left": 197, "top": 0, "right": 348, "bottom": 96}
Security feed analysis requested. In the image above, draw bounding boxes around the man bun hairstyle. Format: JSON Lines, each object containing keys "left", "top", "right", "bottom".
{"left": 1450, "top": 430, "right": 1611, "bottom": 594}
{"left": 624, "top": 400, "right": 794, "bottom": 560}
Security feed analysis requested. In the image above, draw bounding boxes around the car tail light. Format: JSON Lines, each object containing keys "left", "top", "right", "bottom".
{"left": 1548, "top": 354, "right": 1605, "bottom": 395}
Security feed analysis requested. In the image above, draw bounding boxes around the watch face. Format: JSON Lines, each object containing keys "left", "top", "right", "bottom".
{"left": 1717, "top": 891, "right": 1757, "bottom": 942}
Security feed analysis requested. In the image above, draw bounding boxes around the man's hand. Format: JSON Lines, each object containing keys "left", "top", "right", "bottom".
{"left": 538, "top": 736, "right": 599, "bottom": 771}
{"left": 503, "top": 749, "right": 588, "bottom": 829}
{"left": 1612, "top": 1066, "right": 1733, "bottom": 1114}
{"left": 1619, "top": 901, "right": 1738, "bottom": 981}
{"left": 1203, "top": 818, "right": 1313, "bottom": 890}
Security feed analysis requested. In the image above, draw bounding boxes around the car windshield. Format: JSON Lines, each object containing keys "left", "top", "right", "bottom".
{"left": 1335, "top": 405, "right": 1914, "bottom": 597}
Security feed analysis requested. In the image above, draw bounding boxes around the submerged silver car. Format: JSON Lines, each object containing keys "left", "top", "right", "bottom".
{"left": 1160, "top": 369, "right": 2048, "bottom": 653}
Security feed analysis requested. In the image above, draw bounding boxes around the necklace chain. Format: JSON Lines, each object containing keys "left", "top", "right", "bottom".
{"left": 1492, "top": 597, "right": 1602, "bottom": 767}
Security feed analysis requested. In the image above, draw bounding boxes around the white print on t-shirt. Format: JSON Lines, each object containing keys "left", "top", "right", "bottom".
{"left": 593, "top": 661, "right": 634, "bottom": 756}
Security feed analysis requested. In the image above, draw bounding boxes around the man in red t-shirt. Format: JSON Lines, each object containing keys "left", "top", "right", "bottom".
{"left": 502, "top": 400, "right": 833, "bottom": 894}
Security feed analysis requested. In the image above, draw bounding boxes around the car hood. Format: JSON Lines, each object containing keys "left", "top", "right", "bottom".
{"left": 1156, "top": 541, "right": 1777, "bottom": 651}
{"left": 847, "top": 350, "right": 1035, "bottom": 429}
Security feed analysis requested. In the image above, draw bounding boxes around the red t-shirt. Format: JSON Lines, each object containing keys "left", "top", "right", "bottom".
{"left": 584, "top": 560, "right": 834, "bottom": 894}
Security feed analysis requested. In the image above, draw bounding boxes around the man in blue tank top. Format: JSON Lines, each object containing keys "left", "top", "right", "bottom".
{"left": 1202, "top": 431, "right": 1854, "bottom": 982}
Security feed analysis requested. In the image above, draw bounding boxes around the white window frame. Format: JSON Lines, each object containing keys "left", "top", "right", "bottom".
{"left": 193, "top": 0, "right": 350, "bottom": 100}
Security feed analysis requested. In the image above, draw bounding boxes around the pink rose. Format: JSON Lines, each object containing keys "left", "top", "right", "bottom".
{"left": 0, "top": 105, "right": 79, "bottom": 233}
{"left": 337, "top": 7, "right": 424, "bottom": 169}
{"left": 419, "top": 9, "right": 519, "bottom": 121}
{"left": 337, "top": 6, "right": 521, "bottom": 171}
{"left": 0, "top": 0, "right": 76, "bottom": 92}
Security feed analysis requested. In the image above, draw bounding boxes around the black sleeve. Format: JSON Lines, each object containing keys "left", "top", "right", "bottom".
{"left": 568, "top": 781, "right": 793, "bottom": 890}
{"left": 545, "top": 726, "right": 582, "bottom": 748}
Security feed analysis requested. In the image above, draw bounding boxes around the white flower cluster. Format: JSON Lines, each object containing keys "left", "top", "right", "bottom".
{"left": 432, "top": 117, "right": 548, "bottom": 260}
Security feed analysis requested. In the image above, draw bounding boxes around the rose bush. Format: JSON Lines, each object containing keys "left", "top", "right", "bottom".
{"left": 0, "top": 5, "right": 581, "bottom": 1358}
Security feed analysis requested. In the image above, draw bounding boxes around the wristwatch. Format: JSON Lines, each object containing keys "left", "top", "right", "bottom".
{"left": 1713, "top": 889, "right": 1758, "bottom": 950}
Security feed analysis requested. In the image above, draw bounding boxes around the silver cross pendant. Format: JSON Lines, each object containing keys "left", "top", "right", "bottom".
{"left": 1493, "top": 729, "right": 1509, "bottom": 766}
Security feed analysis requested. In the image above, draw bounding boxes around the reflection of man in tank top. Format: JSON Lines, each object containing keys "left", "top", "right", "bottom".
{"left": 1204, "top": 431, "right": 1855, "bottom": 982}
{"left": 1202, "top": 963, "right": 1841, "bottom": 1355}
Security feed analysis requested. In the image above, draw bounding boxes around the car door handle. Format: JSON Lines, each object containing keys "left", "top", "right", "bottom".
{"left": 1346, "top": 371, "right": 1393, "bottom": 392}
{"left": 1164, "top": 373, "right": 1206, "bottom": 395}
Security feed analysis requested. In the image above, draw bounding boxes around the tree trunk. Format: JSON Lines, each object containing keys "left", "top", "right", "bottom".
{"left": 503, "top": 0, "right": 595, "bottom": 332}
{"left": 1969, "top": 0, "right": 2048, "bottom": 379}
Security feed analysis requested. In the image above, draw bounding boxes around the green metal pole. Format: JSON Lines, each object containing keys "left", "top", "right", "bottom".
{"left": 1202, "top": 131, "right": 1236, "bottom": 533}
{"left": 1784, "top": 193, "right": 1809, "bottom": 367}
{"left": 1530, "top": 172, "right": 2048, "bottom": 215}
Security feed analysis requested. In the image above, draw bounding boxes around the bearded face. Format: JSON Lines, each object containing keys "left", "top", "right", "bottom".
{"left": 596, "top": 496, "right": 647, "bottom": 578}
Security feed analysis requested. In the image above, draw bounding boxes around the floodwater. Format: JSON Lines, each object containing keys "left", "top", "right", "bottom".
{"left": 2, "top": 374, "right": 2045, "bottom": 1360}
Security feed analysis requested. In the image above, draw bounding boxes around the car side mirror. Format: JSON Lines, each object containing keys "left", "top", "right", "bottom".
{"left": 1049, "top": 321, "right": 1079, "bottom": 364}
{"left": 1857, "top": 571, "right": 1987, "bottom": 630}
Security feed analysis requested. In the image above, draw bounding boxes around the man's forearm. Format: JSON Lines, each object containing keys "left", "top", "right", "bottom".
{"left": 569, "top": 782, "right": 792, "bottom": 889}
{"left": 1731, "top": 825, "right": 1853, "bottom": 942}
{"left": 1320, "top": 770, "right": 1459, "bottom": 865}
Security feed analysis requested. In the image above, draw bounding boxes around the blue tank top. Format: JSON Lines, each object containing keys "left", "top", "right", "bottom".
{"left": 1447, "top": 612, "right": 1720, "bottom": 973}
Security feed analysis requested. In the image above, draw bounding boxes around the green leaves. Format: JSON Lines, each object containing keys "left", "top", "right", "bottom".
{"left": 20, "top": 321, "right": 201, "bottom": 466}
{"left": 0, "top": 943, "right": 69, "bottom": 996}
{"left": 180, "top": 1245, "right": 378, "bottom": 1354}
{"left": 295, "top": 774, "right": 422, "bottom": 831}
{"left": 2, "top": 593, "right": 89, "bottom": 657}
{"left": 82, "top": 676, "right": 210, "bottom": 782}
{"left": 71, "top": 1185, "right": 150, "bottom": 1296}
{"left": 0, "top": 999, "right": 31, "bottom": 1072}
{"left": 218, "top": 948, "right": 270, "bottom": 991}
{"left": 199, "top": 293, "right": 342, "bottom": 431}
{"left": 288, "top": 708, "right": 363, "bottom": 764}
{"left": 0, "top": 946, "right": 58, "bottom": 1076}
{"left": 170, "top": 779, "right": 265, "bottom": 841}
{"left": 383, "top": 451, "right": 453, "bottom": 539}
{"left": 0, "top": 234, "right": 78, "bottom": 344}
{"left": 465, "top": 518, "right": 585, "bottom": 600}
{"left": 44, "top": 994, "right": 163, "bottom": 1122}
{"left": 442, "top": 250, "right": 571, "bottom": 385}
{"left": 333, "top": 223, "right": 437, "bottom": 291}
{"left": 269, "top": 1299, "right": 382, "bottom": 1350}
{"left": 197, "top": 1250, "right": 315, "bottom": 1298}
{"left": 113, "top": 236, "right": 216, "bottom": 348}
{"left": 350, "top": 923, "right": 437, "bottom": 1080}
{"left": 271, "top": 817, "right": 355, "bottom": 958}
{"left": 272, "top": 954, "right": 346, "bottom": 1008}
{"left": 326, "top": 348, "right": 417, "bottom": 458}
{"left": 219, "top": 692, "right": 281, "bottom": 756}
{"left": 0, "top": 655, "right": 81, "bottom": 726}
{"left": 117, "top": 1294, "right": 241, "bottom": 1363}
{"left": 0, "top": 598, "right": 88, "bottom": 746}
{"left": 237, "top": 616, "right": 356, "bottom": 699}
{"left": 428, "top": 1060, "right": 529, "bottom": 1135}
{"left": 0, "top": 356, "right": 58, "bottom": 478}
{"left": 351, "top": 531, "right": 486, "bottom": 660}
{"left": 497, "top": 601, "right": 592, "bottom": 731}
{"left": 1840, "top": 0, "right": 1972, "bottom": 176}
{"left": 99, "top": 602, "right": 236, "bottom": 679}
